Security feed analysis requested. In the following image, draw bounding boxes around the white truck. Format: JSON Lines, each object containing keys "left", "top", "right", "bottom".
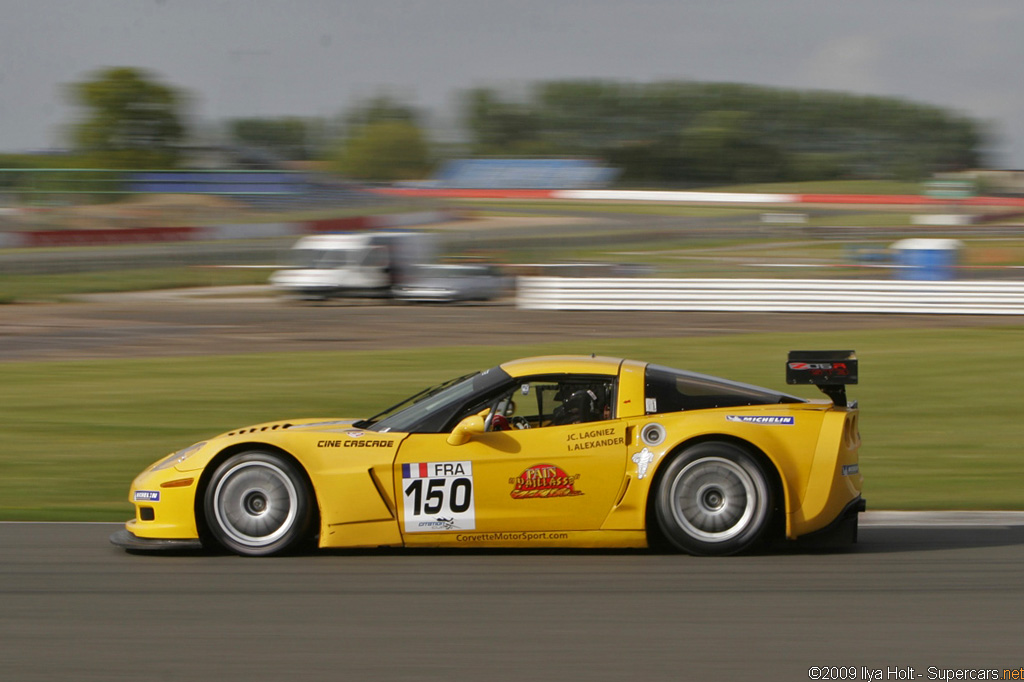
{"left": 270, "top": 230, "right": 437, "bottom": 300}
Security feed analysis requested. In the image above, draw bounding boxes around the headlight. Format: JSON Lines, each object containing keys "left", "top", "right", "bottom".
{"left": 151, "top": 442, "right": 206, "bottom": 471}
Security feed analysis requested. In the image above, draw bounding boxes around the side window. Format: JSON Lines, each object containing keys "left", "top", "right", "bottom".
{"left": 644, "top": 364, "right": 795, "bottom": 414}
{"left": 362, "top": 246, "right": 389, "bottom": 268}
{"left": 485, "top": 377, "right": 616, "bottom": 431}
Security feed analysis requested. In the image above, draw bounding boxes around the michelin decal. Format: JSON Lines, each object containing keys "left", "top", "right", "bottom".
{"left": 726, "top": 415, "right": 795, "bottom": 425}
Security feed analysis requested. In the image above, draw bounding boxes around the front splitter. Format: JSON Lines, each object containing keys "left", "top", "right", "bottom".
{"left": 110, "top": 528, "right": 204, "bottom": 552}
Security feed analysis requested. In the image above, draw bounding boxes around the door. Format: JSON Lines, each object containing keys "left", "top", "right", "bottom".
{"left": 394, "top": 377, "right": 627, "bottom": 544}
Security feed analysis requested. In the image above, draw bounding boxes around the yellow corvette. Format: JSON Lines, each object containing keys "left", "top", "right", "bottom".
{"left": 111, "top": 352, "right": 863, "bottom": 556}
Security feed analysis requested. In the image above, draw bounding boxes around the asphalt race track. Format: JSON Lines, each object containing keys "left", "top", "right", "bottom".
{"left": 5, "top": 295, "right": 1024, "bottom": 680}
{"left": 3, "top": 518, "right": 1024, "bottom": 682}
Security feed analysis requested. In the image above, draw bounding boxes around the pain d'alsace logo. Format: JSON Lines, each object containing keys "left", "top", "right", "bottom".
{"left": 509, "top": 464, "right": 583, "bottom": 499}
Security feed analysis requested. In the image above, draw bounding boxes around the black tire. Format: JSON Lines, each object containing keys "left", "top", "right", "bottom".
{"left": 204, "top": 451, "right": 315, "bottom": 557}
{"left": 655, "top": 442, "right": 773, "bottom": 556}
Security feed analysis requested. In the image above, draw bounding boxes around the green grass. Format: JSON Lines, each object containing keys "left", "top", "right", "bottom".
{"left": 0, "top": 266, "right": 271, "bottom": 302}
{"left": 3, "top": 326, "right": 1024, "bottom": 521}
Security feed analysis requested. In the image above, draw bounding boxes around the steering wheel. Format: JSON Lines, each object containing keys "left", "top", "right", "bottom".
{"left": 511, "top": 416, "right": 531, "bottom": 430}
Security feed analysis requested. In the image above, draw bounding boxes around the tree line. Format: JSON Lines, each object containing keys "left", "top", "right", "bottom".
{"left": 462, "top": 81, "right": 984, "bottom": 183}
{"left": 2, "top": 67, "right": 990, "bottom": 190}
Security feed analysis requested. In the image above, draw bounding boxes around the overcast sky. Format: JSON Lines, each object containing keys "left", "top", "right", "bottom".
{"left": 3, "top": 0, "right": 1023, "bottom": 167}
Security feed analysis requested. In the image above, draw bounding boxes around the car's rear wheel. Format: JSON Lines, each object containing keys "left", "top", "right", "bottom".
{"left": 655, "top": 442, "right": 773, "bottom": 556}
{"left": 204, "top": 451, "right": 315, "bottom": 556}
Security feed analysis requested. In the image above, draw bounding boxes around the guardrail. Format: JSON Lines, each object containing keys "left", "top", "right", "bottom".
{"left": 516, "top": 277, "right": 1024, "bottom": 315}
{"left": 378, "top": 187, "right": 1024, "bottom": 208}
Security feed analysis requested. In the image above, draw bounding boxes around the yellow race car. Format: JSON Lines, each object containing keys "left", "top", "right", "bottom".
{"left": 111, "top": 352, "right": 863, "bottom": 556}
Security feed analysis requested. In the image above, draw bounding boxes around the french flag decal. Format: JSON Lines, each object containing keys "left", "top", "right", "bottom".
{"left": 402, "top": 462, "right": 429, "bottom": 478}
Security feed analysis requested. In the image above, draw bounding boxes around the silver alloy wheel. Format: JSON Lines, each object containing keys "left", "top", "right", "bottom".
{"left": 211, "top": 460, "right": 299, "bottom": 548}
{"left": 668, "top": 456, "right": 766, "bottom": 543}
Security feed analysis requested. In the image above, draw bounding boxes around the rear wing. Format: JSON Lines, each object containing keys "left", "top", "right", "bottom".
{"left": 786, "top": 350, "right": 858, "bottom": 407}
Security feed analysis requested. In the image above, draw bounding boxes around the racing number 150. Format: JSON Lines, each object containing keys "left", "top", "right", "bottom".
{"left": 404, "top": 477, "right": 472, "bottom": 515}
{"left": 401, "top": 460, "right": 476, "bottom": 532}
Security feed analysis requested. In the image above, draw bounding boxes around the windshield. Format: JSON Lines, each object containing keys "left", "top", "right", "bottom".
{"left": 290, "top": 248, "right": 352, "bottom": 269}
{"left": 361, "top": 366, "right": 512, "bottom": 434}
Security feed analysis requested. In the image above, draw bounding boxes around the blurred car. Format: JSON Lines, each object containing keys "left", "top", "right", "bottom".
{"left": 111, "top": 352, "right": 862, "bottom": 557}
{"left": 393, "top": 263, "right": 510, "bottom": 303}
{"left": 269, "top": 230, "right": 435, "bottom": 300}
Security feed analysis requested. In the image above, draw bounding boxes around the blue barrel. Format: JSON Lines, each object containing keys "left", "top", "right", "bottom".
{"left": 891, "top": 239, "right": 962, "bottom": 281}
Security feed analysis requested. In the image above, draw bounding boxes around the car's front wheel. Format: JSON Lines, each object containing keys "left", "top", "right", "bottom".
{"left": 655, "top": 442, "right": 773, "bottom": 556}
{"left": 204, "top": 451, "right": 315, "bottom": 556}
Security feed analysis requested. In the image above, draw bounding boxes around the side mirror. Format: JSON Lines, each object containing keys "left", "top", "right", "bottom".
{"left": 447, "top": 415, "right": 485, "bottom": 446}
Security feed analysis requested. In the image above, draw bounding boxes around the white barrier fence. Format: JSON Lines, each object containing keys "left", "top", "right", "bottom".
{"left": 516, "top": 277, "right": 1024, "bottom": 315}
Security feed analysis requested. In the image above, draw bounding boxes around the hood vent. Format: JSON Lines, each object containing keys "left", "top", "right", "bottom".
{"left": 228, "top": 423, "right": 294, "bottom": 437}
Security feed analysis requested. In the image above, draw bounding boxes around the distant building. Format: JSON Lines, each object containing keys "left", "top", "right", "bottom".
{"left": 422, "top": 158, "right": 618, "bottom": 189}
